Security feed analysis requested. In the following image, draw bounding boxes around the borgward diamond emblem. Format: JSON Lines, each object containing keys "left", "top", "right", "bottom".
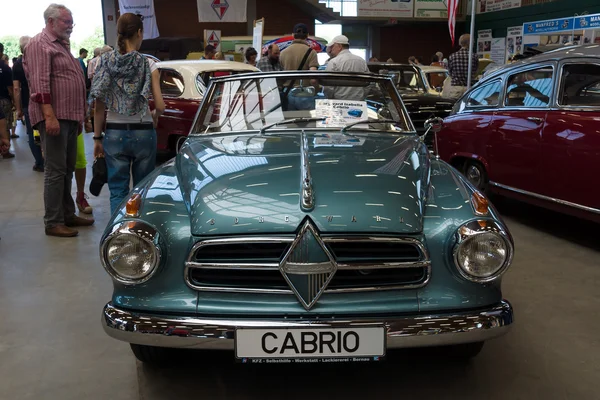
{"left": 211, "top": 0, "right": 229, "bottom": 20}
{"left": 280, "top": 220, "right": 337, "bottom": 310}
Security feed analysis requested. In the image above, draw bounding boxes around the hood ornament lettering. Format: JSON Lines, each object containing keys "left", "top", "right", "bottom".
{"left": 300, "top": 131, "right": 315, "bottom": 211}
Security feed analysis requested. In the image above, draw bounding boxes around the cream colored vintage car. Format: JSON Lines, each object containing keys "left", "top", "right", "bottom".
{"left": 150, "top": 60, "right": 259, "bottom": 153}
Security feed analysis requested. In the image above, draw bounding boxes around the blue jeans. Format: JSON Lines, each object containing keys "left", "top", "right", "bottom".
{"left": 104, "top": 128, "right": 157, "bottom": 214}
{"left": 24, "top": 108, "right": 44, "bottom": 168}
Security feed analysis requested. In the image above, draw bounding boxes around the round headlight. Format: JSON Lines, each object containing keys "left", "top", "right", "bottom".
{"left": 101, "top": 222, "right": 161, "bottom": 284}
{"left": 454, "top": 220, "right": 513, "bottom": 282}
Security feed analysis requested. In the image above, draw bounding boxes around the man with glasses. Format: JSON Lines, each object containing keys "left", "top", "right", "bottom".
{"left": 324, "top": 35, "right": 369, "bottom": 101}
{"left": 23, "top": 3, "right": 94, "bottom": 237}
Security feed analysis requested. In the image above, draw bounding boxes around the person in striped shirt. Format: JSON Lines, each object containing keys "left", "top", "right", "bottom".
{"left": 23, "top": 3, "right": 94, "bottom": 237}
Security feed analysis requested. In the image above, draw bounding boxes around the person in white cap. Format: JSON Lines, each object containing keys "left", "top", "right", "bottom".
{"left": 324, "top": 35, "right": 369, "bottom": 100}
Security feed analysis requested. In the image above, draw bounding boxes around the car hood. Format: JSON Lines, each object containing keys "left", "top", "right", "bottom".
{"left": 176, "top": 132, "right": 431, "bottom": 236}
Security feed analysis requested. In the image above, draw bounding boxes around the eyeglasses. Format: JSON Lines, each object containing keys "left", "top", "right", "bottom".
{"left": 57, "top": 18, "right": 75, "bottom": 27}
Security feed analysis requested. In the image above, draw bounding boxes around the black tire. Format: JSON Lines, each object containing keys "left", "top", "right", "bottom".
{"left": 442, "top": 341, "right": 485, "bottom": 360}
{"left": 463, "top": 160, "right": 488, "bottom": 191}
{"left": 130, "top": 344, "right": 172, "bottom": 364}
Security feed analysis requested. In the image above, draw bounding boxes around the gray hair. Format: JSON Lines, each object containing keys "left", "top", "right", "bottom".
{"left": 93, "top": 47, "right": 101, "bottom": 56}
{"left": 436, "top": 51, "right": 443, "bottom": 60}
{"left": 19, "top": 36, "right": 31, "bottom": 52}
{"left": 459, "top": 34, "right": 470, "bottom": 48}
{"left": 44, "top": 3, "right": 71, "bottom": 24}
{"left": 100, "top": 45, "right": 112, "bottom": 54}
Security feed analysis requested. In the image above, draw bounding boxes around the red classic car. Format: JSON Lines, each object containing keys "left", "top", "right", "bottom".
{"left": 150, "top": 60, "right": 259, "bottom": 153}
{"left": 436, "top": 45, "right": 600, "bottom": 222}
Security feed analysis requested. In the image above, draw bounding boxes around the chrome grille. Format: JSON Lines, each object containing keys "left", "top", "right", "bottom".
{"left": 185, "top": 236, "right": 430, "bottom": 293}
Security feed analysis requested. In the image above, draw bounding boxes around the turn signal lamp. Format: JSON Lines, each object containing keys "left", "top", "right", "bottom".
{"left": 126, "top": 193, "right": 142, "bottom": 217}
{"left": 471, "top": 191, "right": 489, "bottom": 216}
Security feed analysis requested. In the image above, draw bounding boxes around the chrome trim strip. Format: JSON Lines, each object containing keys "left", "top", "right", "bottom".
{"left": 102, "top": 300, "right": 514, "bottom": 350}
{"left": 100, "top": 221, "right": 162, "bottom": 285}
{"left": 322, "top": 236, "right": 431, "bottom": 270}
{"left": 300, "top": 130, "right": 315, "bottom": 211}
{"left": 452, "top": 219, "right": 514, "bottom": 283}
{"left": 489, "top": 181, "right": 600, "bottom": 215}
{"left": 184, "top": 235, "right": 431, "bottom": 294}
{"left": 185, "top": 262, "right": 280, "bottom": 270}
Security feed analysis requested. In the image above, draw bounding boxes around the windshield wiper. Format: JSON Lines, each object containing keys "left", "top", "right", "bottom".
{"left": 340, "top": 118, "right": 399, "bottom": 133}
{"left": 259, "top": 117, "right": 325, "bottom": 134}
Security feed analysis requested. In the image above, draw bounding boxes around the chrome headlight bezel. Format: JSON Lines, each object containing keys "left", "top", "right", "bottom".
{"left": 100, "top": 221, "right": 162, "bottom": 285}
{"left": 453, "top": 219, "right": 514, "bottom": 283}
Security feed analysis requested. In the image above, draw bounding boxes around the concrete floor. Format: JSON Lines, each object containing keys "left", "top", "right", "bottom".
{"left": 0, "top": 122, "right": 599, "bottom": 399}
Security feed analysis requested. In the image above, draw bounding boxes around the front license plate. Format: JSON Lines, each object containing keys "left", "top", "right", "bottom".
{"left": 235, "top": 327, "right": 385, "bottom": 363}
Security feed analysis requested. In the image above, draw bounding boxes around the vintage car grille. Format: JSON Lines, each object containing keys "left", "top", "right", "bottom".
{"left": 185, "top": 237, "right": 430, "bottom": 293}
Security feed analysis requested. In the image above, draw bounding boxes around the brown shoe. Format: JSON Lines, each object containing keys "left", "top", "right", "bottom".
{"left": 45, "top": 225, "right": 79, "bottom": 237}
{"left": 65, "top": 215, "right": 95, "bottom": 227}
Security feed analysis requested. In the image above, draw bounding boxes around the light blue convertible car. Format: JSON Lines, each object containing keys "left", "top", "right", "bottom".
{"left": 100, "top": 71, "right": 514, "bottom": 364}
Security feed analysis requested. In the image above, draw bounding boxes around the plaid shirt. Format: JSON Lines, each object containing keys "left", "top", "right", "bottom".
{"left": 448, "top": 48, "right": 479, "bottom": 86}
{"left": 256, "top": 56, "right": 283, "bottom": 72}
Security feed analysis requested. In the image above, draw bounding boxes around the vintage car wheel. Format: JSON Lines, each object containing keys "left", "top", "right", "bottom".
{"left": 130, "top": 344, "right": 172, "bottom": 364}
{"left": 464, "top": 161, "right": 487, "bottom": 191}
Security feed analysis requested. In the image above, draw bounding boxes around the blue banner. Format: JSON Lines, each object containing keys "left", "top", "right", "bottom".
{"left": 574, "top": 14, "right": 600, "bottom": 30}
{"left": 523, "top": 17, "right": 574, "bottom": 34}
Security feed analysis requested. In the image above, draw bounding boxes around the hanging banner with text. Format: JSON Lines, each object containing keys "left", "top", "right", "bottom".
{"left": 414, "top": 0, "right": 448, "bottom": 18}
{"left": 198, "top": 0, "right": 247, "bottom": 22}
{"left": 523, "top": 17, "right": 574, "bottom": 34}
{"left": 117, "top": 0, "right": 160, "bottom": 39}
{"left": 358, "top": 0, "right": 414, "bottom": 18}
{"left": 574, "top": 13, "right": 600, "bottom": 30}
{"left": 478, "top": 0, "right": 521, "bottom": 14}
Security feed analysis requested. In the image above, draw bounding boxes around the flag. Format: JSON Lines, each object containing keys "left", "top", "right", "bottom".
{"left": 118, "top": 0, "right": 160, "bottom": 39}
{"left": 448, "top": 0, "right": 459, "bottom": 45}
{"left": 197, "top": 0, "right": 247, "bottom": 22}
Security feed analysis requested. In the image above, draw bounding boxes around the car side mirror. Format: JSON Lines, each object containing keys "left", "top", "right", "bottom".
{"left": 424, "top": 117, "right": 444, "bottom": 158}
{"left": 424, "top": 117, "right": 443, "bottom": 133}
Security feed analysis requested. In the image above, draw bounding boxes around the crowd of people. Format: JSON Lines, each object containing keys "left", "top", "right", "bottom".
{"left": 1, "top": 4, "right": 163, "bottom": 237}
{"left": 0, "top": 2, "right": 522, "bottom": 238}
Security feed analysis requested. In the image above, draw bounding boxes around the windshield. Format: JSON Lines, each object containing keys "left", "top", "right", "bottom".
{"left": 195, "top": 70, "right": 256, "bottom": 97}
{"left": 367, "top": 65, "right": 426, "bottom": 93}
{"left": 192, "top": 74, "right": 413, "bottom": 134}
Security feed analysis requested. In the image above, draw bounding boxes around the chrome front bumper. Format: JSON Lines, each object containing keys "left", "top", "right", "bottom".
{"left": 102, "top": 301, "right": 513, "bottom": 350}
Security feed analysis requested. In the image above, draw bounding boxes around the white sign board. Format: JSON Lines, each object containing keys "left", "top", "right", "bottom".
{"left": 204, "top": 29, "right": 221, "bottom": 52}
{"left": 414, "top": 0, "right": 448, "bottom": 18}
{"left": 491, "top": 38, "right": 506, "bottom": 65}
{"left": 117, "top": 0, "right": 160, "bottom": 39}
{"left": 358, "top": 0, "right": 414, "bottom": 18}
{"left": 478, "top": 0, "right": 521, "bottom": 14}
{"left": 477, "top": 29, "right": 492, "bottom": 58}
{"left": 315, "top": 100, "right": 369, "bottom": 128}
{"left": 506, "top": 26, "right": 523, "bottom": 62}
{"left": 253, "top": 19, "right": 264, "bottom": 61}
